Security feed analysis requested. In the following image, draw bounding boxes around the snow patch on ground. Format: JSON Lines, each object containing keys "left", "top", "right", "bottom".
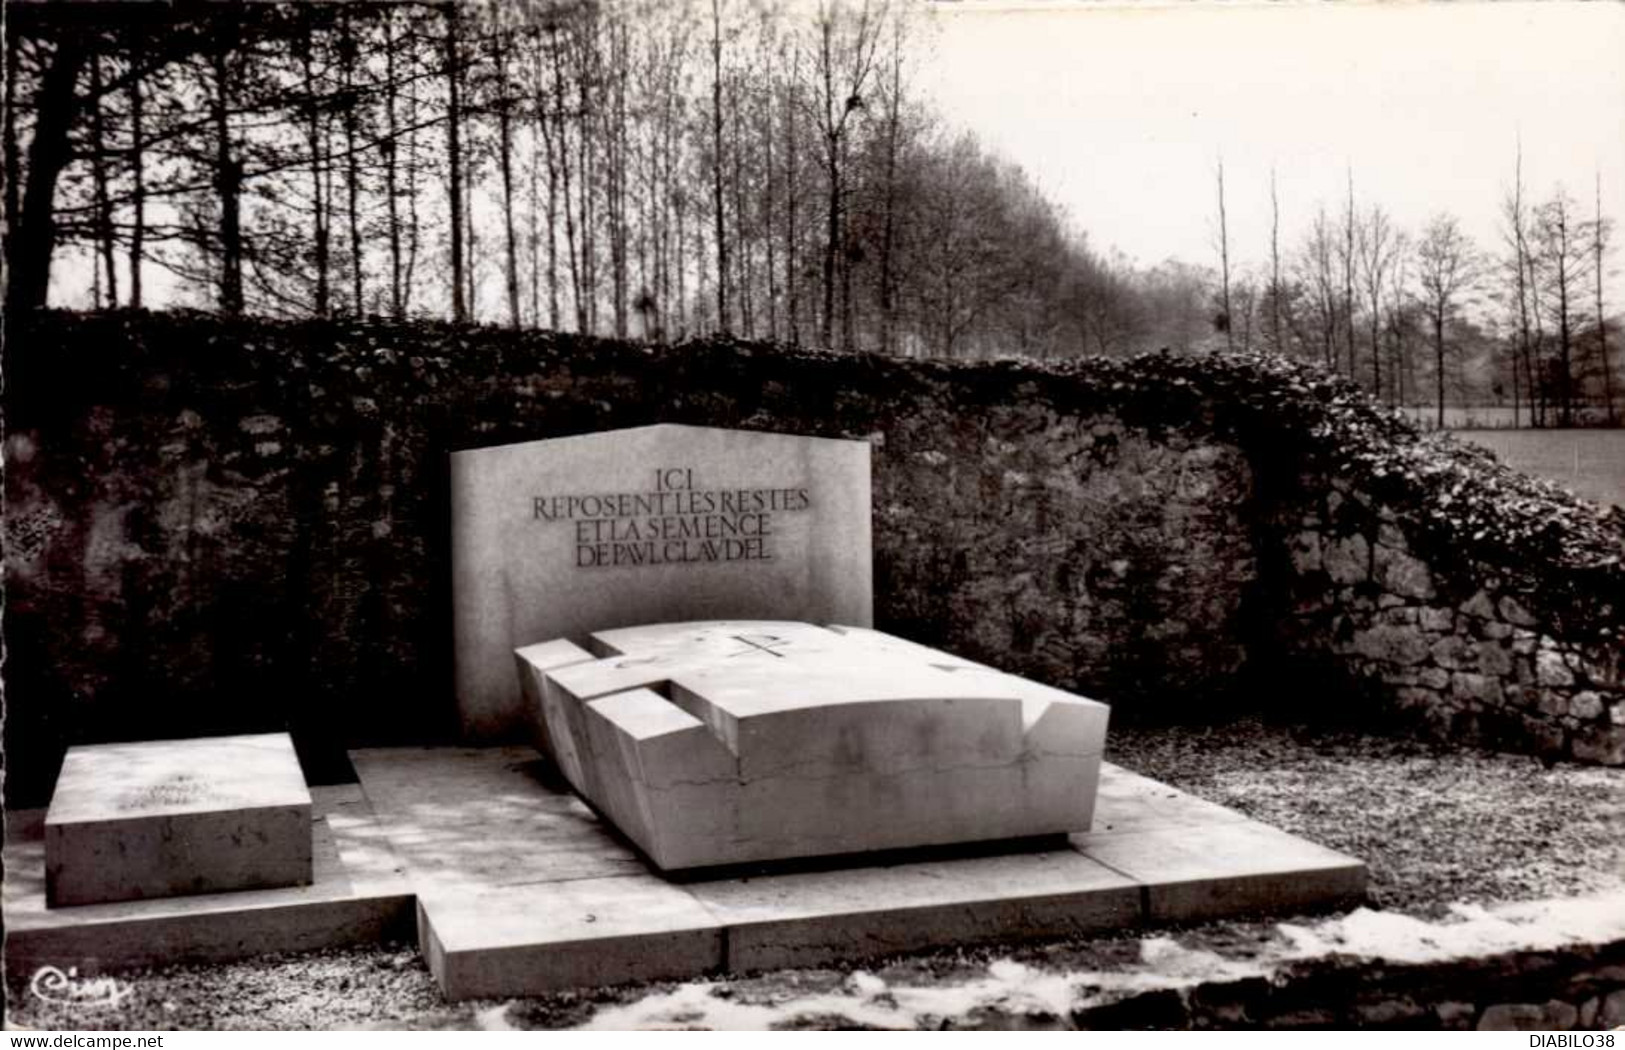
{"left": 1277, "top": 891, "right": 1625, "bottom": 964}
{"left": 571, "top": 950, "right": 1269, "bottom": 1030}
{"left": 561, "top": 891, "right": 1625, "bottom": 1030}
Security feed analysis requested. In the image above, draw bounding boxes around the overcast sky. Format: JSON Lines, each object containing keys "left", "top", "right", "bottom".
{"left": 918, "top": 1, "right": 1625, "bottom": 309}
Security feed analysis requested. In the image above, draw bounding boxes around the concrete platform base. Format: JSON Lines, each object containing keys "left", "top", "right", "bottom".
{"left": 4, "top": 786, "right": 414, "bottom": 976}
{"left": 349, "top": 747, "right": 1366, "bottom": 1001}
{"left": 3, "top": 748, "right": 1364, "bottom": 998}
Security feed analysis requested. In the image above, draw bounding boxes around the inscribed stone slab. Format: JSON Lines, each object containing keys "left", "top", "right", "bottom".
{"left": 451, "top": 424, "right": 872, "bottom": 740}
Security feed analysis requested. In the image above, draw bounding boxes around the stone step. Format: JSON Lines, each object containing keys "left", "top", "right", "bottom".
{"left": 6, "top": 785, "right": 414, "bottom": 974}
{"left": 352, "top": 746, "right": 1367, "bottom": 1001}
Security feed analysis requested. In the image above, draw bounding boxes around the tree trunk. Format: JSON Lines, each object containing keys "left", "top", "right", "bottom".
{"left": 823, "top": 143, "right": 839, "bottom": 348}
{"left": 1270, "top": 170, "right": 1282, "bottom": 354}
{"left": 211, "top": 26, "right": 243, "bottom": 315}
{"left": 527, "top": 31, "right": 541, "bottom": 330}
{"left": 9, "top": 35, "right": 87, "bottom": 313}
{"left": 496, "top": 32, "right": 521, "bottom": 328}
{"left": 445, "top": 3, "right": 467, "bottom": 322}
{"left": 839, "top": 133, "right": 853, "bottom": 351}
{"left": 819, "top": 19, "right": 839, "bottom": 348}
{"left": 1344, "top": 174, "right": 1356, "bottom": 376}
{"left": 1526, "top": 250, "right": 1547, "bottom": 427}
{"left": 610, "top": 27, "right": 629, "bottom": 339}
{"left": 784, "top": 65, "right": 799, "bottom": 347}
{"left": 1510, "top": 334, "right": 1520, "bottom": 427}
{"left": 384, "top": 12, "right": 404, "bottom": 319}
{"left": 90, "top": 54, "right": 117, "bottom": 307}
{"left": 1597, "top": 175, "right": 1617, "bottom": 426}
{"left": 396, "top": 20, "right": 416, "bottom": 316}
{"left": 128, "top": 26, "right": 146, "bottom": 308}
{"left": 576, "top": 27, "right": 595, "bottom": 333}
{"left": 301, "top": 18, "right": 329, "bottom": 317}
{"left": 710, "top": 0, "right": 728, "bottom": 334}
{"left": 878, "top": 36, "right": 902, "bottom": 355}
{"left": 3, "top": 29, "right": 20, "bottom": 303}
{"left": 1556, "top": 207, "right": 1573, "bottom": 428}
{"left": 762, "top": 75, "right": 777, "bottom": 342}
{"left": 402, "top": 17, "right": 421, "bottom": 316}
{"left": 1217, "top": 158, "right": 1231, "bottom": 352}
{"left": 533, "top": 28, "right": 560, "bottom": 330}
{"left": 730, "top": 74, "right": 751, "bottom": 337}
{"left": 341, "top": 10, "right": 363, "bottom": 314}
{"left": 550, "top": 29, "right": 584, "bottom": 332}
{"left": 1434, "top": 314, "right": 1446, "bottom": 429}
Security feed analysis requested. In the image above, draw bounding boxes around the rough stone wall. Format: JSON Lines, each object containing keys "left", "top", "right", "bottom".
{"left": 2, "top": 312, "right": 1620, "bottom": 804}
{"left": 872, "top": 409, "right": 1256, "bottom": 710}
{"left": 1275, "top": 478, "right": 1624, "bottom": 765}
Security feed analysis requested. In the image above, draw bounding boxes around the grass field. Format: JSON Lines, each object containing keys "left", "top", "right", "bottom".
{"left": 1400, "top": 406, "right": 1617, "bottom": 430}
{"left": 1454, "top": 429, "right": 1625, "bottom": 509}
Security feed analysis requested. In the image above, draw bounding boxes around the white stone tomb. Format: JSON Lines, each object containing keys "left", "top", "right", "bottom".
{"left": 516, "top": 621, "right": 1109, "bottom": 870}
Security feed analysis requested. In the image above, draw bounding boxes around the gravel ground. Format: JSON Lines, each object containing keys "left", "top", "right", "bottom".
{"left": 7, "top": 718, "right": 1623, "bottom": 1030}
{"left": 1107, "top": 717, "right": 1625, "bottom": 916}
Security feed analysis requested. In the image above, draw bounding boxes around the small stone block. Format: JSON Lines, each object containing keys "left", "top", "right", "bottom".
{"left": 419, "top": 876, "right": 724, "bottom": 999}
{"left": 45, "top": 734, "right": 313, "bottom": 907}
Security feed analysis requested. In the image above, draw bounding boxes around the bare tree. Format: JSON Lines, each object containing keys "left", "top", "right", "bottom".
{"left": 8, "top": 33, "right": 89, "bottom": 313}
{"left": 1269, "top": 167, "right": 1282, "bottom": 355}
{"left": 1534, "top": 188, "right": 1587, "bottom": 426}
{"left": 709, "top": 0, "right": 729, "bottom": 333}
{"left": 298, "top": 12, "right": 331, "bottom": 316}
{"left": 1416, "top": 213, "right": 1477, "bottom": 428}
{"left": 208, "top": 15, "right": 244, "bottom": 314}
{"left": 1384, "top": 242, "right": 1417, "bottom": 405}
{"left": 493, "top": 27, "right": 522, "bottom": 327}
{"left": 1297, "top": 208, "right": 1341, "bottom": 370}
{"left": 807, "top": 0, "right": 884, "bottom": 349}
{"left": 1342, "top": 167, "right": 1356, "bottom": 375}
{"left": 1594, "top": 170, "right": 1617, "bottom": 425}
{"left": 338, "top": 9, "right": 364, "bottom": 314}
{"left": 88, "top": 51, "right": 118, "bottom": 307}
{"left": 445, "top": 4, "right": 467, "bottom": 322}
{"left": 1357, "top": 205, "right": 1398, "bottom": 400}
{"left": 1499, "top": 141, "right": 1538, "bottom": 427}
{"left": 875, "top": 11, "right": 905, "bottom": 354}
{"left": 382, "top": 9, "right": 404, "bottom": 319}
{"left": 1215, "top": 155, "right": 1232, "bottom": 352}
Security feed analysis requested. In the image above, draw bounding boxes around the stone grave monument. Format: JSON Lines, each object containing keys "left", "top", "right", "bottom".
{"left": 517, "top": 621, "right": 1110, "bottom": 869}
{"left": 449, "top": 422, "right": 1110, "bottom": 869}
